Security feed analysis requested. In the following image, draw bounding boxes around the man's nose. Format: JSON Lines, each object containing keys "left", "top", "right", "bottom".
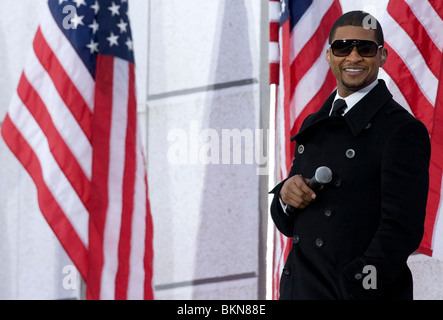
{"left": 346, "top": 46, "right": 363, "bottom": 61}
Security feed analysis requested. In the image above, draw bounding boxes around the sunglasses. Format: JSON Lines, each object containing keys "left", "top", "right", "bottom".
{"left": 329, "top": 39, "right": 383, "bottom": 57}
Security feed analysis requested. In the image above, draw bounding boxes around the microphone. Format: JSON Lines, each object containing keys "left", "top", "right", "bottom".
{"left": 307, "top": 166, "right": 333, "bottom": 191}
{"left": 286, "top": 166, "right": 332, "bottom": 213}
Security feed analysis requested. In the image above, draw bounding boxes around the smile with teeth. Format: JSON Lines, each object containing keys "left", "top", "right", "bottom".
{"left": 343, "top": 67, "right": 366, "bottom": 75}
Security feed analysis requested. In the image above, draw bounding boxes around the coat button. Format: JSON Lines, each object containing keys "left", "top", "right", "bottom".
{"left": 315, "top": 238, "right": 324, "bottom": 248}
{"left": 297, "top": 145, "right": 305, "bottom": 154}
{"left": 334, "top": 178, "right": 342, "bottom": 187}
{"left": 354, "top": 273, "right": 363, "bottom": 280}
{"left": 324, "top": 209, "right": 332, "bottom": 217}
{"left": 293, "top": 235, "right": 300, "bottom": 244}
{"left": 346, "top": 149, "right": 355, "bottom": 159}
{"left": 283, "top": 268, "right": 291, "bottom": 276}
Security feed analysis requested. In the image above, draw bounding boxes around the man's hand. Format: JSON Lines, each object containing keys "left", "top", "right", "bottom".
{"left": 280, "top": 175, "right": 317, "bottom": 210}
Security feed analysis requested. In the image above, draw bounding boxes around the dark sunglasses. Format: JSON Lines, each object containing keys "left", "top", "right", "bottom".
{"left": 329, "top": 39, "right": 383, "bottom": 57}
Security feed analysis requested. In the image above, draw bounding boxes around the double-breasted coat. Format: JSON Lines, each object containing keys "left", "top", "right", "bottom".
{"left": 270, "top": 80, "right": 431, "bottom": 300}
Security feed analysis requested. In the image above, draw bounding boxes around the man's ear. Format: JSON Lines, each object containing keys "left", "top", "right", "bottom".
{"left": 326, "top": 48, "right": 331, "bottom": 66}
{"left": 379, "top": 47, "right": 388, "bottom": 67}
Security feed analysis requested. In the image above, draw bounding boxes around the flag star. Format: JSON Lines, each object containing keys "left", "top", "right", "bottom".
{"left": 59, "top": 0, "right": 68, "bottom": 4}
{"left": 107, "top": 32, "right": 119, "bottom": 47}
{"left": 86, "top": 39, "right": 99, "bottom": 54}
{"left": 91, "top": 1, "right": 100, "bottom": 15}
{"left": 117, "top": 19, "right": 128, "bottom": 33}
{"left": 125, "top": 37, "right": 133, "bottom": 51}
{"left": 88, "top": 19, "right": 99, "bottom": 34}
{"left": 108, "top": 2, "right": 121, "bottom": 17}
{"left": 281, "top": 1, "right": 287, "bottom": 16}
{"left": 71, "top": 13, "right": 85, "bottom": 29}
{"left": 73, "top": 0, "right": 86, "bottom": 8}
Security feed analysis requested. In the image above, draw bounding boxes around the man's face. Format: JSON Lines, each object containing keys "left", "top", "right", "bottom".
{"left": 326, "top": 26, "right": 388, "bottom": 97}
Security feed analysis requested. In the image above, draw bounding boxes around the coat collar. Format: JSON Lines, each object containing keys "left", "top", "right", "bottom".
{"left": 294, "top": 79, "right": 393, "bottom": 140}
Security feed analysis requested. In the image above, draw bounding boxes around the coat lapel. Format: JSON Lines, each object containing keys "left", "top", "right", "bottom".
{"left": 292, "top": 80, "right": 393, "bottom": 142}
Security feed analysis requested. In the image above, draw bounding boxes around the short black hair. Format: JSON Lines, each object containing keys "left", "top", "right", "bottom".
{"left": 329, "top": 11, "right": 384, "bottom": 46}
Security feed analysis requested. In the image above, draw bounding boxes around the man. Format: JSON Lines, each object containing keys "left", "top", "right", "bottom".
{"left": 270, "top": 11, "right": 431, "bottom": 300}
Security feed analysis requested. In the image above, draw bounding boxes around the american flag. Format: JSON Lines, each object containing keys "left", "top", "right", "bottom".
{"left": 1, "top": 0, "right": 154, "bottom": 300}
{"left": 382, "top": 0, "right": 443, "bottom": 259}
{"left": 268, "top": 0, "right": 342, "bottom": 299}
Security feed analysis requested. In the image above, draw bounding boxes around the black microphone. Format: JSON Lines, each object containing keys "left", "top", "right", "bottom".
{"left": 307, "top": 166, "right": 333, "bottom": 191}
{"left": 286, "top": 166, "right": 332, "bottom": 213}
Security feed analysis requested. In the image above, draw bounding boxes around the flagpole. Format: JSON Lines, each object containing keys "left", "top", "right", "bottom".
{"left": 258, "top": 0, "right": 271, "bottom": 300}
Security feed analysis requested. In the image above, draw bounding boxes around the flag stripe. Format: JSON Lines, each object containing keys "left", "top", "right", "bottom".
{"left": 271, "top": 228, "right": 282, "bottom": 300}
{"left": 17, "top": 73, "right": 90, "bottom": 208}
{"left": 279, "top": 19, "right": 293, "bottom": 176}
{"left": 269, "top": 0, "right": 280, "bottom": 85}
{"left": 115, "top": 61, "right": 136, "bottom": 300}
{"left": 1, "top": 115, "right": 89, "bottom": 279}
{"left": 270, "top": 22, "right": 280, "bottom": 43}
{"left": 291, "top": 40, "right": 331, "bottom": 125}
{"left": 115, "top": 63, "right": 136, "bottom": 298}
{"left": 39, "top": 3, "right": 94, "bottom": 110}
{"left": 406, "top": 0, "right": 443, "bottom": 50}
{"left": 7, "top": 92, "right": 89, "bottom": 245}
{"left": 269, "top": 41, "right": 280, "bottom": 64}
{"left": 387, "top": 0, "right": 440, "bottom": 78}
{"left": 428, "top": 0, "right": 443, "bottom": 20}
{"left": 87, "top": 55, "right": 114, "bottom": 299}
{"left": 87, "top": 54, "right": 114, "bottom": 300}
{"left": 129, "top": 130, "right": 151, "bottom": 299}
{"left": 291, "top": 69, "right": 336, "bottom": 137}
{"left": 3, "top": 105, "right": 90, "bottom": 256}
{"left": 384, "top": 14, "right": 438, "bottom": 107}
{"left": 269, "top": 0, "right": 281, "bottom": 21}
{"left": 100, "top": 58, "right": 130, "bottom": 300}
{"left": 270, "top": 65, "right": 280, "bottom": 86}
{"left": 420, "top": 53, "right": 443, "bottom": 256}
{"left": 24, "top": 46, "right": 92, "bottom": 180}
{"left": 289, "top": 2, "right": 339, "bottom": 94}
{"left": 143, "top": 170, "right": 154, "bottom": 300}
{"left": 289, "top": 0, "right": 334, "bottom": 61}
{"left": 34, "top": 28, "right": 93, "bottom": 142}
{"left": 383, "top": 0, "right": 443, "bottom": 258}
{"left": 382, "top": 44, "right": 435, "bottom": 132}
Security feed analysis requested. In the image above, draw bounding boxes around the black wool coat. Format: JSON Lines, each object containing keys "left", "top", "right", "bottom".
{"left": 270, "top": 80, "right": 431, "bottom": 300}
